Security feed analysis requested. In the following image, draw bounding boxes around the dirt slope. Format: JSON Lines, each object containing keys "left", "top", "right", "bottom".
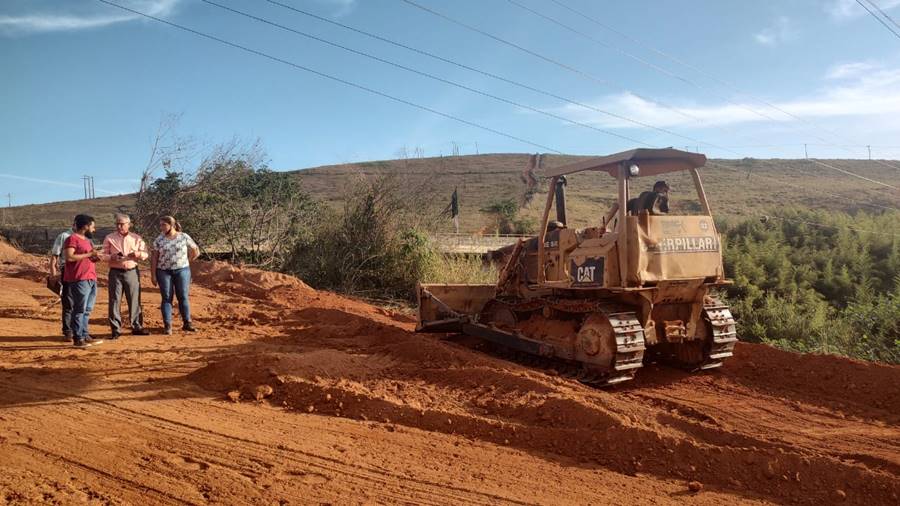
{"left": 1, "top": 244, "right": 898, "bottom": 505}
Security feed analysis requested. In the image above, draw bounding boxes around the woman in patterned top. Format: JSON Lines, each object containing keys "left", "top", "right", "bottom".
{"left": 150, "top": 216, "right": 200, "bottom": 335}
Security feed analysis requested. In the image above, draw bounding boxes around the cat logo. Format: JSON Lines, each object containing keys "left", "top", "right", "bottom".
{"left": 577, "top": 266, "right": 596, "bottom": 283}
{"left": 570, "top": 257, "right": 604, "bottom": 286}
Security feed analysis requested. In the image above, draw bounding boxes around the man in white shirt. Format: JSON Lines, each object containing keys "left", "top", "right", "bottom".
{"left": 49, "top": 220, "right": 75, "bottom": 341}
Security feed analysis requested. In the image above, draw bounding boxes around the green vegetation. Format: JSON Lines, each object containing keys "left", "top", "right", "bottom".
{"left": 284, "top": 174, "right": 437, "bottom": 300}
{"left": 720, "top": 209, "right": 900, "bottom": 363}
{"left": 4, "top": 152, "right": 899, "bottom": 363}
{"left": 135, "top": 143, "right": 318, "bottom": 268}
{"left": 480, "top": 198, "right": 535, "bottom": 235}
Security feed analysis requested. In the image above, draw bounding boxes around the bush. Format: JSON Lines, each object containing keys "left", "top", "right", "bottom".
{"left": 134, "top": 141, "right": 317, "bottom": 268}
{"left": 285, "top": 174, "right": 439, "bottom": 300}
{"left": 480, "top": 198, "right": 535, "bottom": 235}
{"left": 721, "top": 209, "right": 900, "bottom": 363}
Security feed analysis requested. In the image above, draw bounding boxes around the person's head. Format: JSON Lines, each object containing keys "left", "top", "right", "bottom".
{"left": 114, "top": 213, "right": 131, "bottom": 235}
{"left": 653, "top": 180, "right": 670, "bottom": 195}
{"left": 159, "top": 215, "right": 181, "bottom": 235}
{"left": 73, "top": 214, "right": 96, "bottom": 238}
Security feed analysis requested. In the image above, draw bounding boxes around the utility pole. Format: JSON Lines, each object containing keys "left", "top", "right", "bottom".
{"left": 475, "top": 141, "right": 479, "bottom": 155}
{"left": 82, "top": 175, "right": 96, "bottom": 199}
{"left": 804, "top": 144, "right": 808, "bottom": 160}
{"left": 867, "top": 145, "right": 872, "bottom": 160}
{"left": 6, "top": 193, "right": 11, "bottom": 207}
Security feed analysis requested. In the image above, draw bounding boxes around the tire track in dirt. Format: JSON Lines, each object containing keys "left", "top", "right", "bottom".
{"left": 0, "top": 381, "right": 535, "bottom": 506}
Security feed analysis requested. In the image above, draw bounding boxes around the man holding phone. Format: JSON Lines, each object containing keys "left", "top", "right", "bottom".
{"left": 103, "top": 213, "right": 150, "bottom": 338}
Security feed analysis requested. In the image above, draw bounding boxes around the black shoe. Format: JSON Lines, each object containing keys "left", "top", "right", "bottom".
{"left": 110, "top": 330, "right": 121, "bottom": 340}
{"left": 73, "top": 339, "right": 91, "bottom": 348}
{"left": 132, "top": 327, "right": 150, "bottom": 336}
{"left": 63, "top": 332, "right": 74, "bottom": 343}
{"left": 182, "top": 323, "right": 197, "bottom": 332}
{"left": 164, "top": 326, "right": 173, "bottom": 336}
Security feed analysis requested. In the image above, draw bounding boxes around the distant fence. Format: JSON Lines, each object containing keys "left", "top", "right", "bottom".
{"left": 0, "top": 226, "right": 115, "bottom": 254}
{"left": 430, "top": 233, "right": 527, "bottom": 254}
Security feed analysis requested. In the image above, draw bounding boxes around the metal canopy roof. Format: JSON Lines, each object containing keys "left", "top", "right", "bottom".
{"left": 541, "top": 148, "right": 707, "bottom": 178}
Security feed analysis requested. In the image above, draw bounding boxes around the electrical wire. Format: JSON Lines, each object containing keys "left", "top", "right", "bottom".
{"left": 809, "top": 159, "right": 900, "bottom": 190}
{"left": 201, "top": 0, "right": 657, "bottom": 147}
{"left": 97, "top": 0, "right": 899, "bottom": 231}
{"left": 866, "top": 0, "right": 900, "bottom": 31}
{"left": 857, "top": 0, "right": 900, "bottom": 40}
{"left": 397, "top": 0, "right": 727, "bottom": 132}
{"left": 400, "top": 0, "right": 895, "bottom": 188}
{"left": 94, "top": 0, "right": 562, "bottom": 154}
{"left": 263, "top": 0, "right": 739, "bottom": 155}
{"left": 546, "top": 0, "right": 883, "bottom": 153}
{"left": 705, "top": 161, "right": 899, "bottom": 211}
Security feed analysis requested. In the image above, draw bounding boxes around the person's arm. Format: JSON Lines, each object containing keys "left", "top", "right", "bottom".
{"left": 150, "top": 250, "right": 158, "bottom": 286}
{"left": 133, "top": 236, "right": 149, "bottom": 262}
{"left": 99, "top": 235, "right": 114, "bottom": 262}
{"left": 49, "top": 255, "right": 59, "bottom": 277}
{"left": 186, "top": 234, "right": 200, "bottom": 262}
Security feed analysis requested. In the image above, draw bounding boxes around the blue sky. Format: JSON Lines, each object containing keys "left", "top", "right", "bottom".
{"left": 3, "top": 0, "right": 900, "bottom": 205}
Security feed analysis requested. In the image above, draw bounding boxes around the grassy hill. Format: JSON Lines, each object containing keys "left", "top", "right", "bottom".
{"left": 3, "top": 153, "right": 898, "bottom": 233}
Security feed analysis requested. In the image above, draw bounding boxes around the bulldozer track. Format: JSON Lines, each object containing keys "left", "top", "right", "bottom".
{"left": 481, "top": 298, "right": 646, "bottom": 387}
{"left": 699, "top": 302, "right": 738, "bottom": 370}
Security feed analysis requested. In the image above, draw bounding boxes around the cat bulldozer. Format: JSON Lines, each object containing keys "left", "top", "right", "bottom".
{"left": 417, "top": 148, "right": 737, "bottom": 386}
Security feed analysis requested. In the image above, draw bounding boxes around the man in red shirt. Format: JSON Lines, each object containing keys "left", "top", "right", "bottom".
{"left": 64, "top": 214, "right": 104, "bottom": 348}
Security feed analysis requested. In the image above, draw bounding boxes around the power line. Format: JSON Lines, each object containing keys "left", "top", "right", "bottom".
{"left": 545, "top": 0, "right": 879, "bottom": 153}
{"left": 264, "top": 0, "right": 739, "bottom": 155}
{"left": 809, "top": 159, "right": 900, "bottom": 191}
{"left": 400, "top": 0, "right": 895, "bottom": 190}
{"left": 857, "top": 0, "right": 900, "bottom": 40}
{"left": 509, "top": 0, "right": 871, "bottom": 153}
{"left": 706, "top": 161, "right": 899, "bottom": 212}
{"left": 199, "top": 0, "right": 650, "bottom": 148}
{"left": 397, "top": 0, "right": 727, "bottom": 132}
{"left": 98, "top": 0, "right": 897, "bottom": 224}
{"left": 866, "top": 0, "right": 900, "bottom": 31}
{"left": 94, "top": 0, "right": 560, "bottom": 154}
{"left": 399, "top": 0, "right": 874, "bottom": 165}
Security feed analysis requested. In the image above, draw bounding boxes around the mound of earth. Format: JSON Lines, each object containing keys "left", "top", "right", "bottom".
{"left": 1, "top": 240, "right": 897, "bottom": 505}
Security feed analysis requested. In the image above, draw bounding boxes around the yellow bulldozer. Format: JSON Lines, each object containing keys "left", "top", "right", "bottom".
{"left": 417, "top": 148, "right": 737, "bottom": 386}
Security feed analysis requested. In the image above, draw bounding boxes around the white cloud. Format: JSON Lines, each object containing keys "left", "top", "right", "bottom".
{"left": 826, "top": 0, "right": 900, "bottom": 19}
{"left": 315, "top": 0, "right": 357, "bottom": 17}
{"left": 0, "top": 0, "right": 181, "bottom": 36}
{"left": 753, "top": 16, "right": 796, "bottom": 47}
{"left": 826, "top": 61, "right": 880, "bottom": 79}
{"left": 547, "top": 64, "right": 900, "bottom": 129}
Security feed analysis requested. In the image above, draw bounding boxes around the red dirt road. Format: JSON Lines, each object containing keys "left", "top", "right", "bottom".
{"left": 1, "top": 241, "right": 898, "bottom": 505}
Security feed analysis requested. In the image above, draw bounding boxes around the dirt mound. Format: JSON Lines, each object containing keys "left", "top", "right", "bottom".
{"left": 726, "top": 343, "right": 900, "bottom": 421}
{"left": 192, "top": 260, "right": 314, "bottom": 301}
{"left": 0, "top": 238, "right": 23, "bottom": 263}
{"left": 191, "top": 338, "right": 900, "bottom": 505}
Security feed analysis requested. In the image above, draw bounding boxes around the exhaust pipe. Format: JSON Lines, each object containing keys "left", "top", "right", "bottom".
{"left": 555, "top": 175, "right": 567, "bottom": 226}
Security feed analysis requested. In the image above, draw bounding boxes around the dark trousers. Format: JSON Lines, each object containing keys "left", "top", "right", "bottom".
{"left": 108, "top": 268, "right": 143, "bottom": 332}
{"left": 61, "top": 277, "right": 72, "bottom": 335}
{"left": 157, "top": 267, "right": 191, "bottom": 327}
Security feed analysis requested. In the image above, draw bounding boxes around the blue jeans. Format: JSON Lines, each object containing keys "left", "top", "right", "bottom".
{"left": 67, "top": 280, "right": 96, "bottom": 339}
{"left": 157, "top": 267, "right": 191, "bottom": 327}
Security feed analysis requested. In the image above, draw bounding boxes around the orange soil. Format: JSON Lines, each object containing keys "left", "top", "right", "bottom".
{"left": 0, "top": 240, "right": 898, "bottom": 505}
